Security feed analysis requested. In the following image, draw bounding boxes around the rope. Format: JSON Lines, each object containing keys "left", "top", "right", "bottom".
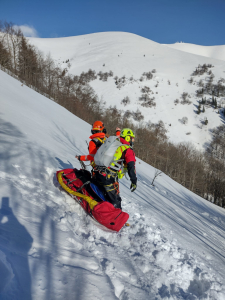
{"left": 57, "top": 171, "right": 98, "bottom": 210}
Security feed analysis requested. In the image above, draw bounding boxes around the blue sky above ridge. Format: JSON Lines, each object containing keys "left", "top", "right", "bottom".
{"left": 1, "top": 0, "right": 225, "bottom": 45}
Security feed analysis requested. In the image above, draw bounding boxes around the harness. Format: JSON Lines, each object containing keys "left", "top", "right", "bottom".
{"left": 89, "top": 137, "right": 106, "bottom": 168}
{"left": 91, "top": 137, "right": 106, "bottom": 148}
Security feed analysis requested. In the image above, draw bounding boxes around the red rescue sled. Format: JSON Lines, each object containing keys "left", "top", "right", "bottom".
{"left": 56, "top": 168, "right": 129, "bottom": 232}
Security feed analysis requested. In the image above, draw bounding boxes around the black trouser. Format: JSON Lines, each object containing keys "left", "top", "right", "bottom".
{"left": 93, "top": 171, "right": 122, "bottom": 209}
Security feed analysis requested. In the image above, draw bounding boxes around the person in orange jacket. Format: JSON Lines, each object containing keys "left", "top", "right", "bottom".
{"left": 76, "top": 122, "right": 121, "bottom": 162}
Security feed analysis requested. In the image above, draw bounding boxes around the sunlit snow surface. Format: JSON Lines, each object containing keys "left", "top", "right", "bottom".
{"left": 29, "top": 32, "right": 225, "bottom": 151}
{"left": 165, "top": 43, "right": 225, "bottom": 62}
{"left": 0, "top": 70, "right": 225, "bottom": 299}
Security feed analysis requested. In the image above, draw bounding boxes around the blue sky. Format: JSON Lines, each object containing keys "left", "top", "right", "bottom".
{"left": 1, "top": 0, "right": 225, "bottom": 45}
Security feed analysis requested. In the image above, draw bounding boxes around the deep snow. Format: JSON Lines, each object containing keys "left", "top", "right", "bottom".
{"left": 1, "top": 69, "right": 225, "bottom": 300}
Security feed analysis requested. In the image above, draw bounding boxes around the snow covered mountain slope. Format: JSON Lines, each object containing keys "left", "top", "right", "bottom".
{"left": 1, "top": 69, "right": 225, "bottom": 300}
{"left": 29, "top": 32, "right": 225, "bottom": 150}
{"left": 164, "top": 43, "right": 225, "bottom": 62}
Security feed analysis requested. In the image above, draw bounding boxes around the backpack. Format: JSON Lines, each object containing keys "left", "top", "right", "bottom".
{"left": 94, "top": 136, "right": 123, "bottom": 171}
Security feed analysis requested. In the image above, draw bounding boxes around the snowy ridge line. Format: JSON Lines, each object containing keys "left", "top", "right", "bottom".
{"left": 164, "top": 43, "right": 225, "bottom": 62}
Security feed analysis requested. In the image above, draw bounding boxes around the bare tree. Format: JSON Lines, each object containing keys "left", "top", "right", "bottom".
{"left": 151, "top": 169, "right": 162, "bottom": 186}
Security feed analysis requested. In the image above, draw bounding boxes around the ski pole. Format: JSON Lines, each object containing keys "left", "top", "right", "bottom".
{"left": 75, "top": 154, "right": 87, "bottom": 170}
{"left": 79, "top": 160, "right": 86, "bottom": 170}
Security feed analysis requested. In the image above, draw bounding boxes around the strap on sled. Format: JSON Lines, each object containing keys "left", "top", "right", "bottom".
{"left": 57, "top": 171, "right": 98, "bottom": 210}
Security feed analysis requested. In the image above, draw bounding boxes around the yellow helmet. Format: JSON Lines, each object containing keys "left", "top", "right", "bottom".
{"left": 120, "top": 128, "right": 135, "bottom": 143}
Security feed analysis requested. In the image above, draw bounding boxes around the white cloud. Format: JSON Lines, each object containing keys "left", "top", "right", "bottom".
{"left": 13, "top": 25, "right": 39, "bottom": 37}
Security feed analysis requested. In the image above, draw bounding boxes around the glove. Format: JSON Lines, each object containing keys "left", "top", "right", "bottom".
{"left": 75, "top": 155, "right": 81, "bottom": 161}
{"left": 130, "top": 183, "right": 137, "bottom": 192}
{"left": 117, "top": 170, "right": 124, "bottom": 179}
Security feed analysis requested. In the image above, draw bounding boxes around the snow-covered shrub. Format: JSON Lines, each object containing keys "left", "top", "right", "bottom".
{"left": 98, "top": 71, "right": 113, "bottom": 81}
{"left": 188, "top": 77, "right": 194, "bottom": 84}
{"left": 142, "top": 71, "right": 153, "bottom": 80}
{"left": 132, "top": 109, "right": 144, "bottom": 121}
{"left": 180, "top": 92, "right": 192, "bottom": 104}
{"left": 192, "top": 64, "right": 214, "bottom": 76}
{"left": 218, "top": 78, "right": 225, "bottom": 84}
{"left": 121, "top": 96, "right": 130, "bottom": 106}
{"left": 196, "top": 88, "right": 204, "bottom": 97}
{"left": 141, "top": 86, "right": 152, "bottom": 94}
{"left": 181, "top": 117, "right": 188, "bottom": 124}
{"left": 123, "top": 110, "right": 132, "bottom": 118}
{"left": 181, "top": 99, "right": 192, "bottom": 105}
{"left": 181, "top": 92, "right": 189, "bottom": 101}
{"left": 79, "top": 69, "right": 97, "bottom": 83}
{"left": 139, "top": 94, "right": 156, "bottom": 108}
{"left": 208, "top": 74, "right": 215, "bottom": 82}
{"left": 198, "top": 79, "right": 204, "bottom": 87}
{"left": 115, "top": 75, "right": 127, "bottom": 88}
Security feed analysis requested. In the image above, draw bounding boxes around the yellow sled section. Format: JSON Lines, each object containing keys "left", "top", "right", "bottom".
{"left": 57, "top": 171, "right": 99, "bottom": 210}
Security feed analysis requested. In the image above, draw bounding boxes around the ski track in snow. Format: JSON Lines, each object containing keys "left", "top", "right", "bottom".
{"left": 2, "top": 164, "right": 224, "bottom": 299}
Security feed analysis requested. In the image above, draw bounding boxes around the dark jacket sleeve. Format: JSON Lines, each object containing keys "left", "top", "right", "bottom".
{"left": 127, "top": 161, "right": 137, "bottom": 185}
